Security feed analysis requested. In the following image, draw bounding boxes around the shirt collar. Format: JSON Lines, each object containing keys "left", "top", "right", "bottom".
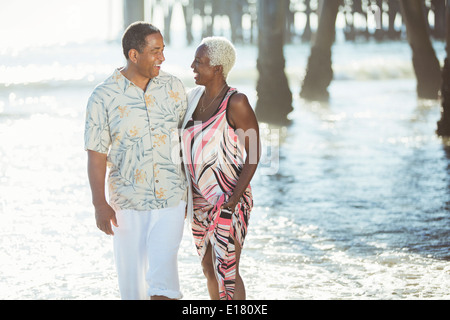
{"left": 112, "top": 68, "right": 168, "bottom": 93}
{"left": 112, "top": 68, "right": 129, "bottom": 93}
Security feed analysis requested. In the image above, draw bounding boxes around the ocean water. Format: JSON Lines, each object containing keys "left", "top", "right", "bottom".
{"left": 1, "top": 33, "right": 449, "bottom": 300}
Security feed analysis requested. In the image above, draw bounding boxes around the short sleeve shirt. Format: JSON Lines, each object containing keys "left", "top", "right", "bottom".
{"left": 84, "top": 69, "right": 187, "bottom": 211}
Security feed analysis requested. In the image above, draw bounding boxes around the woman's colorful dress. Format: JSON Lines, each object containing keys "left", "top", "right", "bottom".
{"left": 182, "top": 87, "right": 253, "bottom": 300}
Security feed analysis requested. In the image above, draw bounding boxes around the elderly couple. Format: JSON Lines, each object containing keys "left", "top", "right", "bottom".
{"left": 84, "top": 22, "right": 260, "bottom": 300}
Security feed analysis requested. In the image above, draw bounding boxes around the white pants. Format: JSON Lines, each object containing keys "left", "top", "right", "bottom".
{"left": 112, "top": 201, "right": 186, "bottom": 300}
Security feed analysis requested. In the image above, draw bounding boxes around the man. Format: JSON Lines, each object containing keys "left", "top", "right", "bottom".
{"left": 84, "top": 22, "right": 187, "bottom": 300}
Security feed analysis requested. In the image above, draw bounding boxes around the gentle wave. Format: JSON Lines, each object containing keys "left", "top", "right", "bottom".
{"left": 2, "top": 40, "right": 444, "bottom": 88}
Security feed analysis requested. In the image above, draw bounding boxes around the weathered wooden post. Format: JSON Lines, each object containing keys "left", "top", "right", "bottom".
{"left": 255, "top": 0, "right": 293, "bottom": 125}
{"left": 437, "top": 2, "right": 450, "bottom": 137}
{"left": 182, "top": 0, "right": 194, "bottom": 45}
{"left": 123, "top": 0, "right": 145, "bottom": 29}
{"left": 163, "top": 0, "right": 174, "bottom": 44}
{"left": 300, "top": 0, "right": 341, "bottom": 101}
{"left": 301, "top": 0, "right": 313, "bottom": 42}
{"left": 399, "top": 0, "right": 441, "bottom": 99}
{"left": 387, "top": 0, "right": 401, "bottom": 40}
{"left": 228, "top": 0, "right": 245, "bottom": 44}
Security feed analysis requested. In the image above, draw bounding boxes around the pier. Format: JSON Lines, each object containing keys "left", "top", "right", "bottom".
{"left": 124, "top": 0, "right": 446, "bottom": 45}
{"left": 124, "top": 0, "right": 449, "bottom": 130}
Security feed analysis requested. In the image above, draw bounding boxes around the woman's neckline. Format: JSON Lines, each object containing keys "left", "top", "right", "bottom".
{"left": 189, "top": 87, "right": 231, "bottom": 124}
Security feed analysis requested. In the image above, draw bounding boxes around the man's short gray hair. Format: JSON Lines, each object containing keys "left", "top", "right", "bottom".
{"left": 201, "top": 37, "right": 236, "bottom": 79}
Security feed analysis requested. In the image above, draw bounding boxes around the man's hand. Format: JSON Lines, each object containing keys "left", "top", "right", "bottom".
{"left": 87, "top": 150, "right": 118, "bottom": 236}
{"left": 95, "top": 202, "right": 118, "bottom": 236}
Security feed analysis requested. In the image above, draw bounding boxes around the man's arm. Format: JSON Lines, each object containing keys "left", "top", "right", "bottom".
{"left": 87, "top": 150, "right": 118, "bottom": 235}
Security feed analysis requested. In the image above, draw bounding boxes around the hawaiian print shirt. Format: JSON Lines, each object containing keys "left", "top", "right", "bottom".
{"left": 84, "top": 69, "right": 187, "bottom": 211}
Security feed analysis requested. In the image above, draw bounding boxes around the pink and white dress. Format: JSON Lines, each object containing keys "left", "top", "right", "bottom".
{"left": 182, "top": 87, "right": 253, "bottom": 300}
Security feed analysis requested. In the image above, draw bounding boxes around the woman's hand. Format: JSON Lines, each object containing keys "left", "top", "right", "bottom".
{"left": 221, "top": 195, "right": 239, "bottom": 212}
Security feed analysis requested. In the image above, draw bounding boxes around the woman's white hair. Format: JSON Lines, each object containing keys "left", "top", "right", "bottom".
{"left": 201, "top": 36, "right": 236, "bottom": 79}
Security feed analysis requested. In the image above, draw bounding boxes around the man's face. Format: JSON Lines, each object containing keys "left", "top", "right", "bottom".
{"left": 135, "top": 32, "right": 165, "bottom": 79}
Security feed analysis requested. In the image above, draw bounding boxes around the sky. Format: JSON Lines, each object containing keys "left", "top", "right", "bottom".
{"left": 1, "top": 0, "right": 124, "bottom": 50}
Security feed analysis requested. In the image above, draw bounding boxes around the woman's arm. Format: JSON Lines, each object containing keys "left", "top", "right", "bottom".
{"left": 221, "top": 92, "right": 261, "bottom": 210}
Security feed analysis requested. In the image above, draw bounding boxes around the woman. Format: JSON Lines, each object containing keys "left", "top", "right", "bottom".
{"left": 182, "top": 37, "right": 260, "bottom": 300}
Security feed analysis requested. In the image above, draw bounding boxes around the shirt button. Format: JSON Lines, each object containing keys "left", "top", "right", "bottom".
{"left": 156, "top": 180, "right": 159, "bottom": 183}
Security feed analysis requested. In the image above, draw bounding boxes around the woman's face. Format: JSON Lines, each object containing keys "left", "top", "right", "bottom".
{"left": 191, "top": 45, "right": 215, "bottom": 85}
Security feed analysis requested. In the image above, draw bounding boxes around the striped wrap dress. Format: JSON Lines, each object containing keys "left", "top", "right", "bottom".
{"left": 182, "top": 87, "right": 253, "bottom": 300}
